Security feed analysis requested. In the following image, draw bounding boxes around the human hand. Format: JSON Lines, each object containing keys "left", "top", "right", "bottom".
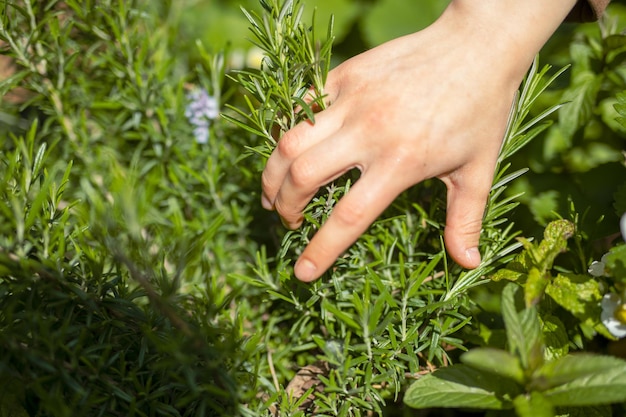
{"left": 261, "top": 0, "right": 577, "bottom": 282}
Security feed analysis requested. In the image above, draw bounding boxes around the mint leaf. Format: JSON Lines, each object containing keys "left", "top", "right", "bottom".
{"left": 543, "top": 361, "right": 626, "bottom": 406}
{"left": 533, "top": 354, "right": 626, "bottom": 391}
{"left": 461, "top": 348, "right": 525, "bottom": 384}
{"left": 541, "top": 314, "right": 569, "bottom": 361}
{"left": 559, "top": 72, "right": 601, "bottom": 139}
{"left": 403, "top": 365, "right": 520, "bottom": 410}
{"left": 502, "top": 284, "right": 544, "bottom": 372}
{"left": 544, "top": 273, "right": 607, "bottom": 336}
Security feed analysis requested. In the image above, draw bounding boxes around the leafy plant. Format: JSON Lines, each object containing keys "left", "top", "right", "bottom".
{"left": 508, "top": 4, "right": 626, "bottom": 238}
{"left": 224, "top": 0, "right": 586, "bottom": 415}
{"left": 2, "top": 0, "right": 625, "bottom": 416}
{"left": 404, "top": 283, "right": 626, "bottom": 417}
{"left": 0, "top": 1, "right": 257, "bottom": 416}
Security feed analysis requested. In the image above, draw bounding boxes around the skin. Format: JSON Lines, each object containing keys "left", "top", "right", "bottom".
{"left": 261, "top": 0, "right": 579, "bottom": 282}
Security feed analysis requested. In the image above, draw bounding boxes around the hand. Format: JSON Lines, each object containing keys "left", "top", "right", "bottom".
{"left": 261, "top": 0, "right": 577, "bottom": 282}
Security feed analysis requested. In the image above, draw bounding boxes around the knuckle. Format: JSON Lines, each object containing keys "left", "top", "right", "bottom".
{"left": 276, "top": 131, "right": 303, "bottom": 160}
{"left": 333, "top": 200, "right": 367, "bottom": 229}
{"left": 288, "top": 158, "right": 317, "bottom": 188}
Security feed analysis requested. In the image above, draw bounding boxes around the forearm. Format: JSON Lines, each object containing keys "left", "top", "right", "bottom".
{"left": 433, "top": 0, "right": 578, "bottom": 84}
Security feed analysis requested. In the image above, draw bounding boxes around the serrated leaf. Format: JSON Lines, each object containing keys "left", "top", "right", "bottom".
{"left": 559, "top": 72, "right": 601, "bottom": 139}
{"left": 533, "top": 354, "right": 626, "bottom": 391}
{"left": 545, "top": 273, "right": 603, "bottom": 329}
{"left": 542, "top": 357, "right": 626, "bottom": 406}
{"left": 403, "top": 365, "right": 520, "bottom": 410}
{"left": 539, "top": 220, "right": 575, "bottom": 265}
{"left": 461, "top": 348, "right": 525, "bottom": 384}
{"left": 491, "top": 220, "right": 574, "bottom": 286}
{"left": 501, "top": 284, "right": 544, "bottom": 372}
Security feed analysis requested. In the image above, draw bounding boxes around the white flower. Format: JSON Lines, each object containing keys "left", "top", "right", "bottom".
{"left": 185, "top": 88, "right": 219, "bottom": 144}
{"left": 601, "top": 293, "right": 626, "bottom": 339}
{"left": 588, "top": 253, "right": 609, "bottom": 277}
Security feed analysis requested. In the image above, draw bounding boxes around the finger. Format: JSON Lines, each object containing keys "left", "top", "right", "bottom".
{"left": 293, "top": 168, "right": 408, "bottom": 282}
{"left": 273, "top": 134, "right": 367, "bottom": 229}
{"left": 262, "top": 72, "right": 343, "bottom": 209}
{"left": 441, "top": 166, "right": 494, "bottom": 269}
{"left": 262, "top": 108, "right": 345, "bottom": 209}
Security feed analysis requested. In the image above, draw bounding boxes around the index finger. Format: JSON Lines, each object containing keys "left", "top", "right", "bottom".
{"left": 293, "top": 168, "right": 408, "bottom": 282}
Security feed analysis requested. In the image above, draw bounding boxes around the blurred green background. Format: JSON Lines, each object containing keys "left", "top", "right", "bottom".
{"left": 159, "top": 0, "right": 450, "bottom": 64}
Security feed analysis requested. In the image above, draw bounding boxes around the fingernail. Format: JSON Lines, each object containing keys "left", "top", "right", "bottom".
{"left": 465, "top": 247, "right": 481, "bottom": 267}
{"left": 261, "top": 194, "right": 272, "bottom": 210}
{"left": 295, "top": 258, "right": 317, "bottom": 282}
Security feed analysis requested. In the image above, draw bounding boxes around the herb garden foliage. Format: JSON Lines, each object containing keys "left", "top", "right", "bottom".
{"left": 227, "top": 0, "right": 624, "bottom": 416}
{"left": 0, "top": 1, "right": 255, "bottom": 416}
{"left": 1, "top": 1, "right": 626, "bottom": 417}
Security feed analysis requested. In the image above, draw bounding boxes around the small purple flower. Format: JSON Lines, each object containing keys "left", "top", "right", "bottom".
{"left": 185, "top": 88, "right": 219, "bottom": 144}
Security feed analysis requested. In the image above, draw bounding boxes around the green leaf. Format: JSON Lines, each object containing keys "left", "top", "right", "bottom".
{"left": 501, "top": 284, "right": 544, "bottom": 372}
{"left": 513, "top": 392, "right": 554, "bottom": 417}
{"left": 533, "top": 354, "right": 626, "bottom": 391}
{"left": 604, "top": 244, "right": 626, "bottom": 282}
{"left": 542, "top": 356, "right": 626, "bottom": 406}
{"left": 544, "top": 273, "right": 606, "bottom": 336}
{"left": 403, "top": 365, "right": 520, "bottom": 410}
{"left": 558, "top": 72, "right": 601, "bottom": 139}
{"left": 541, "top": 314, "right": 569, "bottom": 361}
{"left": 539, "top": 220, "right": 575, "bottom": 266}
{"left": 604, "top": 33, "right": 626, "bottom": 65}
{"left": 321, "top": 299, "right": 360, "bottom": 331}
{"left": 525, "top": 267, "right": 550, "bottom": 307}
{"left": 491, "top": 267, "right": 526, "bottom": 283}
{"left": 490, "top": 220, "right": 574, "bottom": 288}
{"left": 528, "top": 190, "right": 560, "bottom": 226}
{"left": 461, "top": 348, "right": 525, "bottom": 384}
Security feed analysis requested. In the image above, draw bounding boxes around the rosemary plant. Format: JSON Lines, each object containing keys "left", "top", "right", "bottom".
{"left": 226, "top": 0, "right": 569, "bottom": 415}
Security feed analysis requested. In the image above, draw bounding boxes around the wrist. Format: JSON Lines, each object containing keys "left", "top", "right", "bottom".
{"left": 433, "top": 0, "right": 577, "bottom": 83}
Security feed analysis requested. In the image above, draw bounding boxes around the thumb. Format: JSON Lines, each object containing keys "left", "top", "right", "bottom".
{"left": 441, "top": 172, "right": 492, "bottom": 269}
